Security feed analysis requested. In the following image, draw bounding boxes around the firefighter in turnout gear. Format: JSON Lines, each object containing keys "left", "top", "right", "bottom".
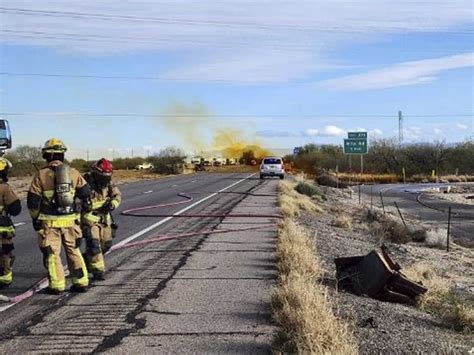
{"left": 0, "top": 158, "right": 22, "bottom": 287}
{"left": 82, "top": 158, "right": 121, "bottom": 280}
{"left": 27, "top": 138, "right": 92, "bottom": 294}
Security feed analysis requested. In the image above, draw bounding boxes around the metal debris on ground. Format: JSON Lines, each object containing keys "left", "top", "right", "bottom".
{"left": 335, "top": 245, "right": 427, "bottom": 304}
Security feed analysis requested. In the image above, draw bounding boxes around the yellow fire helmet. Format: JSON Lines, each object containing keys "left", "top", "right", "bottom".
{"left": 42, "top": 138, "right": 67, "bottom": 154}
{"left": 0, "top": 157, "right": 12, "bottom": 173}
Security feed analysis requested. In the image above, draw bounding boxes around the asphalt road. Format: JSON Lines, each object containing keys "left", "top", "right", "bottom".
{"left": 2, "top": 173, "right": 253, "bottom": 297}
{"left": 0, "top": 172, "right": 278, "bottom": 353}
{"left": 359, "top": 183, "right": 474, "bottom": 246}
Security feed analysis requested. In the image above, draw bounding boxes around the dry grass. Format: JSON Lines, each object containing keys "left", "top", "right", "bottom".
{"left": 405, "top": 263, "right": 474, "bottom": 332}
{"left": 279, "top": 180, "right": 321, "bottom": 217}
{"left": 332, "top": 214, "right": 352, "bottom": 230}
{"left": 424, "top": 229, "right": 448, "bottom": 249}
{"left": 336, "top": 173, "right": 399, "bottom": 184}
{"left": 276, "top": 219, "right": 322, "bottom": 279}
{"left": 364, "top": 208, "right": 413, "bottom": 243}
{"left": 272, "top": 219, "right": 357, "bottom": 354}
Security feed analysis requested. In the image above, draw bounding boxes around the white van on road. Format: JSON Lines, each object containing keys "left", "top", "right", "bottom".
{"left": 260, "top": 156, "right": 285, "bottom": 180}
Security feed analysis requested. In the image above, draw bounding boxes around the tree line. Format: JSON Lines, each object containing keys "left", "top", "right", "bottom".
{"left": 285, "top": 139, "right": 474, "bottom": 177}
{"left": 4, "top": 145, "right": 188, "bottom": 176}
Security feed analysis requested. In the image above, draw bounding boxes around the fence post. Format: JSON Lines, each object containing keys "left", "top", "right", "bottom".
{"left": 447, "top": 207, "right": 452, "bottom": 252}
{"left": 394, "top": 201, "right": 408, "bottom": 231}
{"left": 358, "top": 184, "right": 361, "bottom": 204}
{"left": 380, "top": 192, "right": 385, "bottom": 213}
{"left": 370, "top": 186, "right": 373, "bottom": 211}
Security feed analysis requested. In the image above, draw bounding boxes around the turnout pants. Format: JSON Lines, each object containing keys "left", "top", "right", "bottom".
{"left": 38, "top": 224, "right": 89, "bottom": 291}
{"left": 0, "top": 236, "right": 14, "bottom": 286}
{"left": 84, "top": 223, "right": 113, "bottom": 274}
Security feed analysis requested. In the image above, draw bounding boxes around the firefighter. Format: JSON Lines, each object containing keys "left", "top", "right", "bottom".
{"left": 27, "top": 138, "right": 92, "bottom": 294}
{"left": 0, "top": 158, "right": 22, "bottom": 287}
{"left": 82, "top": 158, "right": 121, "bottom": 280}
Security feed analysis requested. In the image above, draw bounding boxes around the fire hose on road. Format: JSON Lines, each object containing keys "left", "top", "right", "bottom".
{"left": 1, "top": 187, "right": 281, "bottom": 308}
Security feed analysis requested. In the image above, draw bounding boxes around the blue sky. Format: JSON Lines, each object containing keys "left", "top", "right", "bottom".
{"left": 0, "top": 0, "right": 473, "bottom": 159}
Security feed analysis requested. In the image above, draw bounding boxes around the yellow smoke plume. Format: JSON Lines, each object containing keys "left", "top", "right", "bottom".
{"left": 160, "top": 102, "right": 272, "bottom": 159}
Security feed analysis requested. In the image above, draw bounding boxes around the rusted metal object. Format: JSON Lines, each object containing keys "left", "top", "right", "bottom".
{"left": 335, "top": 246, "right": 427, "bottom": 303}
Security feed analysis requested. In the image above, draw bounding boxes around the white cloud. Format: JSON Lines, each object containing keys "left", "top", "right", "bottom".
{"left": 457, "top": 123, "right": 469, "bottom": 130}
{"left": 319, "top": 53, "right": 474, "bottom": 91}
{"left": 323, "top": 125, "right": 346, "bottom": 137}
{"left": 370, "top": 128, "right": 383, "bottom": 137}
{"left": 304, "top": 125, "right": 346, "bottom": 137}
{"left": 434, "top": 128, "right": 443, "bottom": 135}
{"left": 1, "top": 0, "right": 472, "bottom": 83}
{"left": 405, "top": 126, "right": 423, "bottom": 140}
{"left": 304, "top": 129, "right": 320, "bottom": 137}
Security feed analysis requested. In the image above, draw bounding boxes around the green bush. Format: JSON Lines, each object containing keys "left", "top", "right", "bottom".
{"left": 295, "top": 182, "right": 324, "bottom": 198}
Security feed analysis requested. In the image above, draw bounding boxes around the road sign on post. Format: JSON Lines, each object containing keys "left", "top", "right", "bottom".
{"left": 343, "top": 138, "right": 368, "bottom": 155}
{"left": 348, "top": 132, "right": 368, "bottom": 139}
{"left": 344, "top": 132, "right": 368, "bottom": 174}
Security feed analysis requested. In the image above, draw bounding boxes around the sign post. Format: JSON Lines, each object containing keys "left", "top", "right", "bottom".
{"left": 344, "top": 132, "right": 368, "bottom": 174}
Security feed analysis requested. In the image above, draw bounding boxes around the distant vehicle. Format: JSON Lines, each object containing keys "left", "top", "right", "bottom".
{"left": 191, "top": 156, "right": 203, "bottom": 164}
{"left": 260, "top": 156, "right": 285, "bottom": 179}
{"left": 203, "top": 158, "right": 213, "bottom": 166}
{"left": 227, "top": 158, "right": 237, "bottom": 165}
{"left": 135, "top": 162, "right": 154, "bottom": 170}
{"left": 213, "top": 158, "right": 223, "bottom": 167}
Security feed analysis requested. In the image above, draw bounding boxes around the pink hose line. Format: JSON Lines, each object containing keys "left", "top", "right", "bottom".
{"left": 6, "top": 190, "right": 280, "bottom": 305}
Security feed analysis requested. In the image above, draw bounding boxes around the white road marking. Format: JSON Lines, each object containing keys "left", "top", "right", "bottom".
{"left": 143, "top": 190, "right": 154, "bottom": 194}
{"left": 113, "top": 173, "right": 256, "bottom": 249}
{"left": 14, "top": 222, "right": 26, "bottom": 227}
{"left": 0, "top": 173, "right": 256, "bottom": 313}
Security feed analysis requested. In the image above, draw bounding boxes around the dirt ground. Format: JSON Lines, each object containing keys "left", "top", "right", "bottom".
{"left": 428, "top": 185, "right": 474, "bottom": 206}
{"left": 297, "top": 186, "right": 474, "bottom": 354}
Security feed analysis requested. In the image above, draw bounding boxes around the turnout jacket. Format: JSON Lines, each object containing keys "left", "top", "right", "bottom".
{"left": 81, "top": 172, "right": 121, "bottom": 226}
{"left": 0, "top": 182, "right": 21, "bottom": 237}
{"left": 27, "top": 161, "right": 91, "bottom": 228}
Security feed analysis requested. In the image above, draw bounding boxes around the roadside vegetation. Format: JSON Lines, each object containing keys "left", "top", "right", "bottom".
{"left": 285, "top": 139, "right": 474, "bottom": 180}
{"left": 273, "top": 179, "right": 357, "bottom": 354}
{"left": 404, "top": 263, "right": 474, "bottom": 332}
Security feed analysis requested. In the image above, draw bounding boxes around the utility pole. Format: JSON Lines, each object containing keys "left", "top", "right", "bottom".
{"left": 398, "top": 110, "right": 404, "bottom": 145}
{"left": 86, "top": 149, "right": 89, "bottom": 161}
{"left": 131, "top": 148, "right": 134, "bottom": 158}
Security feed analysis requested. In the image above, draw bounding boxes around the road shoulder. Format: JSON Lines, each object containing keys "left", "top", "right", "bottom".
{"left": 106, "top": 180, "right": 278, "bottom": 353}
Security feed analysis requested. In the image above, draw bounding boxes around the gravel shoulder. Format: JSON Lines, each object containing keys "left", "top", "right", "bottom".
{"left": 298, "top": 186, "right": 474, "bottom": 354}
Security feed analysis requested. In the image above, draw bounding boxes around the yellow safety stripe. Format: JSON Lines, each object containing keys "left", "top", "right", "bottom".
{"left": 47, "top": 255, "right": 65, "bottom": 291}
{"left": 71, "top": 253, "right": 89, "bottom": 287}
{"left": 0, "top": 271, "right": 12, "bottom": 284}
{"left": 42, "top": 188, "right": 76, "bottom": 200}
{"left": 111, "top": 199, "right": 120, "bottom": 208}
{"left": 91, "top": 200, "right": 106, "bottom": 210}
{"left": 83, "top": 213, "right": 101, "bottom": 224}
{"left": 83, "top": 212, "right": 111, "bottom": 225}
{"left": 38, "top": 214, "right": 80, "bottom": 221}
{"left": 0, "top": 226, "right": 15, "bottom": 236}
{"left": 43, "top": 190, "right": 54, "bottom": 199}
{"left": 38, "top": 214, "right": 79, "bottom": 228}
{"left": 90, "top": 259, "right": 105, "bottom": 273}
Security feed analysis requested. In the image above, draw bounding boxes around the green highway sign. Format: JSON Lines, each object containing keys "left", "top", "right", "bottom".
{"left": 348, "top": 131, "right": 368, "bottom": 139}
{"left": 344, "top": 138, "right": 368, "bottom": 155}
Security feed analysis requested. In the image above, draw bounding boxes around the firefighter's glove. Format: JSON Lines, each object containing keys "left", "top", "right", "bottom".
{"left": 105, "top": 201, "right": 116, "bottom": 212}
{"left": 32, "top": 219, "right": 42, "bottom": 231}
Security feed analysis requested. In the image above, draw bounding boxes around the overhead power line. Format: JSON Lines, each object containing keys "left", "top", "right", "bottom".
{"left": 0, "top": 112, "right": 471, "bottom": 118}
{"left": 1, "top": 29, "right": 470, "bottom": 54}
{"left": 0, "top": 7, "right": 473, "bottom": 34}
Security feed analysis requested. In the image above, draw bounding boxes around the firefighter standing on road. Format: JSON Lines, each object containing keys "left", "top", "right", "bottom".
{"left": 27, "top": 138, "right": 92, "bottom": 294}
{"left": 0, "top": 158, "right": 22, "bottom": 287}
{"left": 82, "top": 158, "right": 121, "bottom": 280}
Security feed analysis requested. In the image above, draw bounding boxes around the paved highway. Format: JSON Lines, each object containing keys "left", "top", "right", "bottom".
{"left": 359, "top": 183, "right": 474, "bottom": 247}
{"left": 0, "top": 172, "right": 279, "bottom": 353}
